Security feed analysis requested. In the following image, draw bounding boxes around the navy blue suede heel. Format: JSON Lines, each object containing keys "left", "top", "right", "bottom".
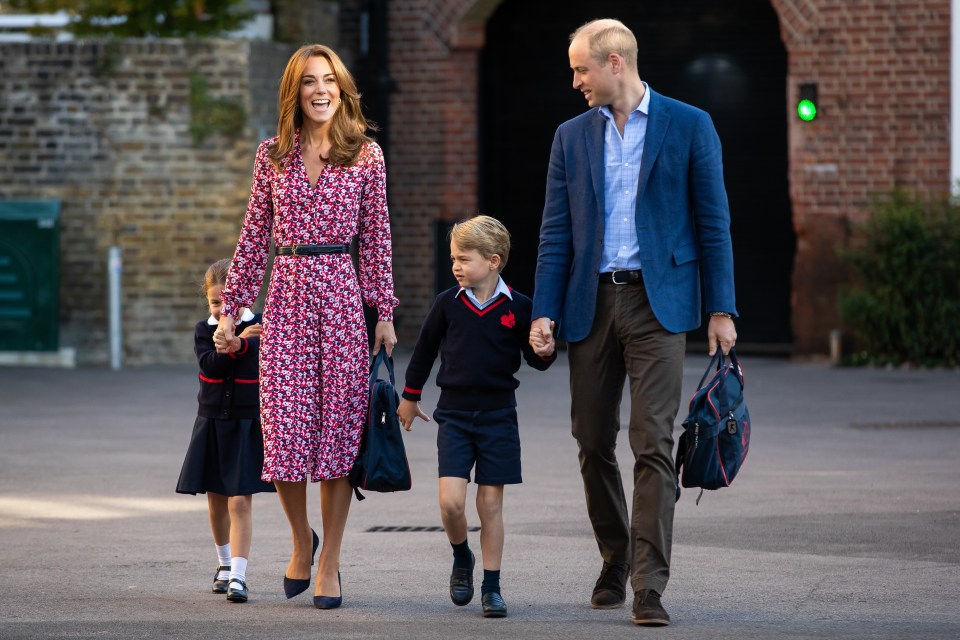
{"left": 313, "top": 572, "right": 342, "bottom": 609}
{"left": 283, "top": 529, "right": 320, "bottom": 599}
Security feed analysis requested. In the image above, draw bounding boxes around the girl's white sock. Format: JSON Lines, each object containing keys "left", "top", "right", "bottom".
{"left": 229, "top": 556, "right": 248, "bottom": 587}
{"left": 216, "top": 543, "right": 231, "bottom": 575}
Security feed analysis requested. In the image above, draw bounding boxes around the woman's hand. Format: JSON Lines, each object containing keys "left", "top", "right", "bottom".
{"left": 373, "top": 320, "right": 397, "bottom": 357}
{"left": 215, "top": 315, "right": 236, "bottom": 354}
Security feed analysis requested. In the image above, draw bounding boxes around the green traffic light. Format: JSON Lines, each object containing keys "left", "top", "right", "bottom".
{"left": 798, "top": 99, "right": 817, "bottom": 121}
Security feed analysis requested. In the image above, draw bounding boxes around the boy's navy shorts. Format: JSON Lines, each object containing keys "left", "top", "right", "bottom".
{"left": 433, "top": 406, "right": 522, "bottom": 485}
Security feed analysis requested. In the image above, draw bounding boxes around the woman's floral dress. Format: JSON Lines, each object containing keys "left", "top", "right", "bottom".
{"left": 221, "top": 131, "right": 398, "bottom": 482}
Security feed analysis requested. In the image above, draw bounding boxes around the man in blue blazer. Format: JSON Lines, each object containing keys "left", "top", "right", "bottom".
{"left": 530, "top": 19, "right": 738, "bottom": 626}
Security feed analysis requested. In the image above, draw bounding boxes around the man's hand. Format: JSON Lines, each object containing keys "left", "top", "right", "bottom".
{"left": 707, "top": 315, "right": 737, "bottom": 356}
{"left": 397, "top": 398, "right": 429, "bottom": 431}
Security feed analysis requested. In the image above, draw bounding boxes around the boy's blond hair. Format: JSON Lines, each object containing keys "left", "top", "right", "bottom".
{"left": 449, "top": 215, "right": 511, "bottom": 272}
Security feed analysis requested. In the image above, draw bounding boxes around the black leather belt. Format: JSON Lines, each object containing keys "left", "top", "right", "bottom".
{"left": 276, "top": 243, "right": 350, "bottom": 256}
{"left": 599, "top": 269, "right": 642, "bottom": 285}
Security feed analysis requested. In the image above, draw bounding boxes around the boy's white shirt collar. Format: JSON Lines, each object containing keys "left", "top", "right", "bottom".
{"left": 455, "top": 276, "right": 512, "bottom": 304}
{"left": 208, "top": 308, "right": 254, "bottom": 325}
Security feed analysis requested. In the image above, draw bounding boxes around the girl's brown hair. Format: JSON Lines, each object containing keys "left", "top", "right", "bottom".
{"left": 202, "top": 259, "right": 231, "bottom": 296}
{"left": 267, "top": 44, "right": 375, "bottom": 171}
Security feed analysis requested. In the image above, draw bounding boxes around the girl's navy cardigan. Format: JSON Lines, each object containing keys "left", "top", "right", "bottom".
{"left": 194, "top": 314, "right": 261, "bottom": 420}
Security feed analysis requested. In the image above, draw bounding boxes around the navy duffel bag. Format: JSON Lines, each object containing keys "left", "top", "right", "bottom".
{"left": 675, "top": 349, "right": 751, "bottom": 503}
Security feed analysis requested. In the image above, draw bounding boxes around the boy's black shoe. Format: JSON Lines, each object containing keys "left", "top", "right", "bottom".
{"left": 590, "top": 561, "right": 629, "bottom": 608}
{"left": 449, "top": 550, "right": 475, "bottom": 606}
{"left": 481, "top": 592, "right": 507, "bottom": 618}
{"left": 630, "top": 590, "right": 670, "bottom": 626}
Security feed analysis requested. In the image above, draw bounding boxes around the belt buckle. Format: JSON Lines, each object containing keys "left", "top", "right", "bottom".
{"left": 291, "top": 244, "right": 302, "bottom": 256}
{"left": 611, "top": 270, "right": 629, "bottom": 285}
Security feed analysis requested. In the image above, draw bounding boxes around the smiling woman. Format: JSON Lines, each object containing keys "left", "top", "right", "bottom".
{"left": 216, "top": 44, "right": 398, "bottom": 609}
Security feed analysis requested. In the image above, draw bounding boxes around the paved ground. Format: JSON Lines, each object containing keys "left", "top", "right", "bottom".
{"left": 1, "top": 350, "right": 959, "bottom": 639}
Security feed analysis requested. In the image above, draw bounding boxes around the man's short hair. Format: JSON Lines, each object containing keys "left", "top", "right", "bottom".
{"left": 570, "top": 18, "right": 638, "bottom": 70}
{"left": 449, "top": 215, "right": 511, "bottom": 272}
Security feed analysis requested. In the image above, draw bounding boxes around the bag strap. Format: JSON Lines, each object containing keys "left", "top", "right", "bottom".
{"left": 696, "top": 349, "right": 746, "bottom": 392}
{"left": 369, "top": 346, "right": 396, "bottom": 387}
{"left": 674, "top": 431, "right": 687, "bottom": 502}
{"left": 695, "top": 350, "right": 724, "bottom": 391}
{"left": 726, "top": 348, "right": 745, "bottom": 389}
{"left": 720, "top": 349, "right": 746, "bottom": 417}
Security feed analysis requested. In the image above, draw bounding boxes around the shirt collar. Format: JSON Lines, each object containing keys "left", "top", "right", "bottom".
{"left": 598, "top": 81, "right": 650, "bottom": 122}
{"left": 455, "top": 276, "right": 512, "bottom": 302}
{"left": 208, "top": 308, "right": 254, "bottom": 325}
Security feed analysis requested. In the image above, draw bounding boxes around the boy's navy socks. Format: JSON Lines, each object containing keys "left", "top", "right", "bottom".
{"left": 481, "top": 569, "right": 501, "bottom": 595}
{"left": 451, "top": 539, "right": 473, "bottom": 569}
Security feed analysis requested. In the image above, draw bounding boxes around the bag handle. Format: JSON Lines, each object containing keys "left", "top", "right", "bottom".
{"left": 695, "top": 350, "right": 724, "bottom": 391}
{"left": 693, "top": 349, "right": 746, "bottom": 419}
{"left": 695, "top": 348, "right": 745, "bottom": 392}
{"left": 726, "top": 348, "right": 745, "bottom": 389}
{"left": 370, "top": 345, "right": 396, "bottom": 387}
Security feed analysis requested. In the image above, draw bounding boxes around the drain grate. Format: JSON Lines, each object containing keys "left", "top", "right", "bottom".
{"left": 850, "top": 420, "right": 960, "bottom": 430}
{"left": 366, "top": 525, "right": 481, "bottom": 533}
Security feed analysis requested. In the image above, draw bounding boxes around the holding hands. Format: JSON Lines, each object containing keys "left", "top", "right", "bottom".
{"left": 214, "top": 311, "right": 261, "bottom": 354}
{"left": 529, "top": 317, "right": 557, "bottom": 357}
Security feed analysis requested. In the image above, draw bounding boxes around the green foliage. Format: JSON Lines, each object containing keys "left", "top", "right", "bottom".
{"left": 838, "top": 191, "right": 960, "bottom": 367}
{"left": 6, "top": 0, "right": 252, "bottom": 38}
{"left": 189, "top": 71, "right": 246, "bottom": 145}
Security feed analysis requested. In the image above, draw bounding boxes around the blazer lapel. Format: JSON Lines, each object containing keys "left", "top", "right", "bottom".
{"left": 584, "top": 109, "right": 606, "bottom": 215}
{"left": 637, "top": 88, "right": 670, "bottom": 204}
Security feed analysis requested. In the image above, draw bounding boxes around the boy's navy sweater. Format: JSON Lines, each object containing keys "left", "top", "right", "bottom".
{"left": 402, "top": 286, "right": 554, "bottom": 411}
{"left": 195, "top": 314, "right": 261, "bottom": 420}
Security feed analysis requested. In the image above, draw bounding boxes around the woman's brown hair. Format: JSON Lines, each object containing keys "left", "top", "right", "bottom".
{"left": 267, "top": 44, "right": 375, "bottom": 171}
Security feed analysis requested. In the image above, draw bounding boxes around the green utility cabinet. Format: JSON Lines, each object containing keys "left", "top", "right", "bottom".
{"left": 0, "top": 200, "right": 60, "bottom": 351}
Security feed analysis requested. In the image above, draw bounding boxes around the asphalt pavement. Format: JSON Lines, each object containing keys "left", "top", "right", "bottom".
{"left": 1, "top": 350, "right": 959, "bottom": 639}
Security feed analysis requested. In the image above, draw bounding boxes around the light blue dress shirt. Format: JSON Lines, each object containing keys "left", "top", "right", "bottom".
{"left": 456, "top": 275, "right": 512, "bottom": 310}
{"left": 598, "top": 82, "right": 650, "bottom": 273}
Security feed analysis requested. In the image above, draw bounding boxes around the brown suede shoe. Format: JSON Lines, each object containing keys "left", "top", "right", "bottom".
{"left": 631, "top": 590, "right": 670, "bottom": 626}
{"left": 590, "top": 562, "right": 630, "bottom": 609}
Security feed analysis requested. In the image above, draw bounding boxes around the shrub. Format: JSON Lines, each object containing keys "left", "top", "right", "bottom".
{"left": 838, "top": 190, "right": 960, "bottom": 367}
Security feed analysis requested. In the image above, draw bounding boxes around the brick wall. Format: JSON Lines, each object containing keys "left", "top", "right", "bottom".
{"left": 342, "top": 0, "right": 951, "bottom": 354}
{"left": 345, "top": 0, "right": 496, "bottom": 343}
{"left": 774, "top": 0, "right": 951, "bottom": 352}
{"left": 0, "top": 39, "right": 296, "bottom": 364}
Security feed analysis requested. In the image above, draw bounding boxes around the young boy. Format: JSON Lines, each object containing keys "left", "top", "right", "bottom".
{"left": 398, "top": 215, "right": 556, "bottom": 618}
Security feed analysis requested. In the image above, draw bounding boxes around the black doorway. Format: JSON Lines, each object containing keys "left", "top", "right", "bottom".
{"left": 479, "top": 0, "right": 795, "bottom": 347}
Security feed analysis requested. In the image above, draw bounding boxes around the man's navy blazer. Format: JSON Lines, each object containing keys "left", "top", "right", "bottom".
{"left": 533, "top": 87, "right": 738, "bottom": 342}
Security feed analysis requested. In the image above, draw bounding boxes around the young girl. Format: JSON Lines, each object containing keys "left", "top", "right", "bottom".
{"left": 176, "top": 259, "right": 275, "bottom": 603}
